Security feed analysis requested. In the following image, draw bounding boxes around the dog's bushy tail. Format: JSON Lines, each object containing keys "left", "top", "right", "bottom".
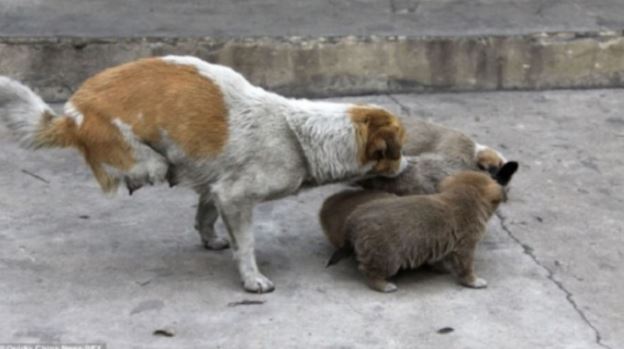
{"left": 0, "top": 76, "right": 77, "bottom": 149}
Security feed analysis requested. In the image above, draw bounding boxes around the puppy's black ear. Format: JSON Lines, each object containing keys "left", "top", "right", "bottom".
{"left": 495, "top": 161, "right": 519, "bottom": 186}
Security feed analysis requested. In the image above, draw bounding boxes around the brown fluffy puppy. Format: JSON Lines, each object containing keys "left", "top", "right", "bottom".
{"left": 324, "top": 163, "right": 518, "bottom": 293}
{"left": 319, "top": 189, "right": 396, "bottom": 263}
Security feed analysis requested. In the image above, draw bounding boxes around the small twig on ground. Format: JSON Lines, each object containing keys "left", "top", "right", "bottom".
{"left": 437, "top": 327, "right": 454, "bottom": 334}
{"left": 135, "top": 279, "right": 152, "bottom": 286}
{"left": 153, "top": 328, "right": 175, "bottom": 337}
{"left": 227, "top": 299, "right": 265, "bottom": 307}
{"left": 21, "top": 169, "right": 50, "bottom": 184}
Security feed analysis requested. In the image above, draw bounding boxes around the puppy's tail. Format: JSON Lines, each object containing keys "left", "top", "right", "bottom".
{"left": 0, "top": 76, "right": 78, "bottom": 149}
{"left": 326, "top": 246, "right": 353, "bottom": 267}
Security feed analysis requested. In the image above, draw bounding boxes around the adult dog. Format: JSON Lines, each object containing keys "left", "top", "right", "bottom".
{"left": 0, "top": 56, "right": 407, "bottom": 293}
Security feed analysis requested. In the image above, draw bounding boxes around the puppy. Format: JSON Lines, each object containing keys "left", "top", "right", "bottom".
{"left": 319, "top": 188, "right": 396, "bottom": 263}
{"left": 356, "top": 153, "right": 468, "bottom": 196}
{"left": 401, "top": 118, "right": 506, "bottom": 174}
{"left": 323, "top": 163, "right": 518, "bottom": 292}
{"left": 0, "top": 56, "right": 408, "bottom": 293}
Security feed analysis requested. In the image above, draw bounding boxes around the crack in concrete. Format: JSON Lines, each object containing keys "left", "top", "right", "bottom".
{"left": 496, "top": 211, "right": 612, "bottom": 349}
{"left": 386, "top": 94, "right": 412, "bottom": 117}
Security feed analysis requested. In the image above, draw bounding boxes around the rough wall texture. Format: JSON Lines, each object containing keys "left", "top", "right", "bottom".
{"left": 2, "top": 32, "right": 624, "bottom": 100}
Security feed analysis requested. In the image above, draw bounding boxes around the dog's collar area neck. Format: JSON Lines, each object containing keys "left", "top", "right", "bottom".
{"left": 284, "top": 102, "right": 363, "bottom": 184}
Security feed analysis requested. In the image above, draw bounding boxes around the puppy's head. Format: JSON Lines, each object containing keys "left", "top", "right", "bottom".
{"left": 439, "top": 170, "right": 510, "bottom": 208}
{"left": 349, "top": 105, "right": 407, "bottom": 177}
{"left": 476, "top": 145, "right": 506, "bottom": 176}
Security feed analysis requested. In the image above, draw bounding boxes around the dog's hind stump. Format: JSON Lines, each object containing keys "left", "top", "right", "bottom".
{"left": 165, "top": 166, "right": 179, "bottom": 187}
{"left": 195, "top": 195, "right": 230, "bottom": 250}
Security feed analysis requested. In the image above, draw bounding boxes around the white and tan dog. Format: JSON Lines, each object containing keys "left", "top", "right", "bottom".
{"left": 0, "top": 56, "right": 407, "bottom": 293}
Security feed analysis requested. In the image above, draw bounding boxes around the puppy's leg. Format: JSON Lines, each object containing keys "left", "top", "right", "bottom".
{"left": 447, "top": 247, "right": 487, "bottom": 289}
{"left": 216, "top": 198, "right": 274, "bottom": 293}
{"left": 195, "top": 193, "right": 229, "bottom": 250}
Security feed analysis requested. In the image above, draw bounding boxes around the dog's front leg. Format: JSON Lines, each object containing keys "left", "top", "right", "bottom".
{"left": 217, "top": 198, "right": 275, "bottom": 293}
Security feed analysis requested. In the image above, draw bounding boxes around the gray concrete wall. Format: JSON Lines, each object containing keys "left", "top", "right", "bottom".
{"left": 2, "top": 32, "right": 624, "bottom": 101}
{"left": 2, "top": 0, "right": 624, "bottom": 99}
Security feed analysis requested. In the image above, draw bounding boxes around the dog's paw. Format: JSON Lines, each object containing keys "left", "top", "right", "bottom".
{"left": 380, "top": 282, "right": 398, "bottom": 293}
{"left": 368, "top": 278, "right": 398, "bottom": 293}
{"left": 243, "top": 274, "right": 275, "bottom": 293}
{"left": 203, "top": 237, "right": 230, "bottom": 250}
{"left": 462, "top": 277, "right": 488, "bottom": 289}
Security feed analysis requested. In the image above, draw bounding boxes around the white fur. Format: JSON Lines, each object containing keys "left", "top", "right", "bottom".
{"left": 64, "top": 101, "right": 84, "bottom": 127}
{"left": 161, "top": 55, "right": 375, "bottom": 185}
{"left": 0, "top": 76, "right": 53, "bottom": 147}
{"left": 389, "top": 156, "right": 409, "bottom": 177}
{"left": 474, "top": 142, "right": 488, "bottom": 155}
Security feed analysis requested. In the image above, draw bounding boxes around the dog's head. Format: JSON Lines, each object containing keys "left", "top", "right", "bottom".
{"left": 349, "top": 105, "right": 407, "bottom": 177}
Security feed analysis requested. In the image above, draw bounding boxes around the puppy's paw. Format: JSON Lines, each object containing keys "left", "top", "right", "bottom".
{"left": 203, "top": 237, "right": 230, "bottom": 250}
{"left": 243, "top": 274, "right": 275, "bottom": 294}
{"left": 368, "top": 278, "right": 398, "bottom": 293}
{"left": 380, "top": 282, "right": 398, "bottom": 293}
{"left": 462, "top": 277, "right": 488, "bottom": 289}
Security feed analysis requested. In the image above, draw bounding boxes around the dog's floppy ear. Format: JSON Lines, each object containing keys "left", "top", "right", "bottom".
{"left": 494, "top": 161, "right": 518, "bottom": 186}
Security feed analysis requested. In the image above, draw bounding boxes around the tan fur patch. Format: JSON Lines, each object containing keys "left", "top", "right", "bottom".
{"left": 67, "top": 58, "right": 229, "bottom": 191}
{"left": 476, "top": 148, "right": 504, "bottom": 171}
{"left": 439, "top": 171, "right": 504, "bottom": 205}
{"left": 35, "top": 111, "right": 79, "bottom": 148}
{"left": 348, "top": 105, "right": 405, "bottom": 173}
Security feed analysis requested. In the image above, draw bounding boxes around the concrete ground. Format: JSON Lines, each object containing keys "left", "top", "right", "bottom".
{"left": 0, "top": 90, "right": 622, "bottom": 348}
{"left": 2, "top": 0, "right": 624, "bottom": 37}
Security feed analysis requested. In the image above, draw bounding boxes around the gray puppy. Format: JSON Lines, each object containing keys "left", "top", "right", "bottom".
{"left": 322, "top": 163, "right": 518, "bottom": 292}
{"left": 356, "top": 154, "right": 467, "bottom": 196}
{"left": 401, "top": 118, "right": 506, "bottom": 173}
{"left": 357, "top": 119, "right": 509, "bottom": 196}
